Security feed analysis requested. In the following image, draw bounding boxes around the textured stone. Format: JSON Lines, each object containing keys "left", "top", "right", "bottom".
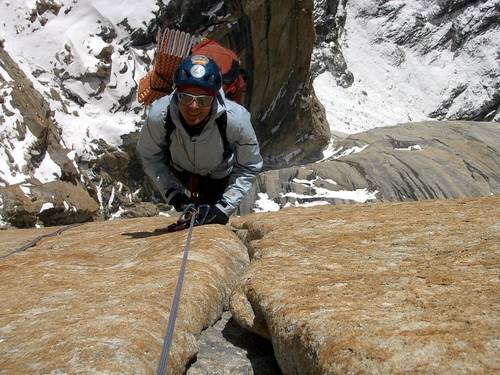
{"left": 240, "top": 121, "right": 500, "bottom": 212}
{"left": 230, "top": 195, "right": 500, "bottom": 374}
{"left": 0, "top": 217, "right": 249, "bottom": 374}
{"left": 0, "top": 181, "right": 99, "bottom": 227}
{"left": 187, "top": 311, "right": 281, "bottom": 375}
{"left": 0, "top": 226, "right": 62, "bottom": 258}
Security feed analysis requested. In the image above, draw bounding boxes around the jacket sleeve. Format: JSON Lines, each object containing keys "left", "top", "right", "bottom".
{"left": 217, "top": 109, "right": 263, "bottom": 216}
{"left": 136, "top": 103, "right": 184, "bottom": 203}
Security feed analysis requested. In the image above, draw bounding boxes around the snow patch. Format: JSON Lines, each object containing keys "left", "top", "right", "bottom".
{"left": 107, "top": 186, "right": 116, "bottom": 209}
{"left": 19, "top": 184, "right": 32, "bottom": 195}
{"left": 334, "top": 144, "right": 369, "bottom": 158}
{"left": 254, "top": 193, "right": 280, "bottom": 213}
{"left": 0, "top": 78, "right": 38, "bottom": 185}
{"left": 34, "top": 153, "right": 62, "bottom": 183}
{"left": 109, "top": 206, "right": 125, "bottom": 220}
{"left": 40, "top": 202, "right": 55, "bottom": 213}
{"left": 319, "top": 142, "right": 370, "bottom": 161}
{"left": 395, "top": 144, "right": 422, "bottom": 151}
{"left": 0, "top": 65, "right": 13, "bottom": 82}
{"left": 283, "top": 188, "right": 378, "bottom": 203}
{"left": 66, "top": 150, "right": 80, "bottom": 171}
{"left": 313, "top": 0, "right": 499, "bottom": 134}
{"left": 202, "top": 2, "right": 224, "bottom": 18}
{"left": 96, "top": 178, "right": 104, "bottom": 210}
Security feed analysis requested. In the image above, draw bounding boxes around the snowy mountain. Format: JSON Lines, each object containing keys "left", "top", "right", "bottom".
{"left": 0, "top": 0, "right": 160, "bottom": 180}
{"left": 312, "top": 0, "right": 499, "bottom": 138}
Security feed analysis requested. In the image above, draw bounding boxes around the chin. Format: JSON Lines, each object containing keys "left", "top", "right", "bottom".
{"left": 187, "top": 117, "right": 202, "bottom": 125}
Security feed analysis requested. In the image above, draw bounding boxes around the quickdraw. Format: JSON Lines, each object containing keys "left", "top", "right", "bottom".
{"left": 166, "top": 204, "right": 209, "bottom": 232}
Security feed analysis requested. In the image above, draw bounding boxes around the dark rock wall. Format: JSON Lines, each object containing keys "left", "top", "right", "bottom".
{"left": 311, "top": 0, "right": 352, "bottom": 86}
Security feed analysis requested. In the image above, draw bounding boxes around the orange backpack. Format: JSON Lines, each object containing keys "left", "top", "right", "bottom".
{"left": 137, "top": 32, "right": 246, "bottom": 105}
{"left": 191, "top": 38, "right": 246, "bottom": 104}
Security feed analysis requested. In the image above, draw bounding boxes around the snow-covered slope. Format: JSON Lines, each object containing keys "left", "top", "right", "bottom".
{"left": 313, "top": 0, "right": 500, "bottom": 136}
{"left": 0, "top": 0, "right": 160, "bottom": 168}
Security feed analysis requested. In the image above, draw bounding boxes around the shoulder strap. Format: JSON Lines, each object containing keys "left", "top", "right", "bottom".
{"left": 216, "top": 112, "right": 233, "bottom": 160}
{"left": 164, "top": 107, "right": 176, "bottom": 165}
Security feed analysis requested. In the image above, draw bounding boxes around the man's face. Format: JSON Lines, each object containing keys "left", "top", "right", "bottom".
{"left": 177, "top": 86, "right": 214, "bottom": 126}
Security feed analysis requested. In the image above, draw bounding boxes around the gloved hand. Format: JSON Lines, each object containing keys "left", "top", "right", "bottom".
{"left": 202, "top": 204, "right": 229, "bottom": 225}
{"left": 169, "top": 192, "right": 191, "bottom": 212}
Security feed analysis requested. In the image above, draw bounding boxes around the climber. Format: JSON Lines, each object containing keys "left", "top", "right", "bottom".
{"left": 137, "top": 54, "right": 262, "bottom": 226}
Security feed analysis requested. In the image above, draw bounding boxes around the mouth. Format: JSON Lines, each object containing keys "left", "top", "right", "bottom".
{"left": 185, "top": 112, "right": 203, "bottom": 120}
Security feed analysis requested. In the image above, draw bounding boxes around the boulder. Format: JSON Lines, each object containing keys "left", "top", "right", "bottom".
{"left": 0, "top": 185, "right": 39, "bottom": 228}
{"left": 230, "top": 195, "right": 500, "bottom": 374}
{"left": 241, "top": 121, "right": 500, "bottom": 212}
{"left": 0, "top": 181, "right": 99, "bottom": 227}
{"left": 0, "top": 217, "right": 249, "bottom": 374}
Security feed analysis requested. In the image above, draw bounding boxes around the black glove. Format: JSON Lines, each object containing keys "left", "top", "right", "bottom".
{"left": 202, "top": 204, "right": 229, "bottom": 225}
{"left": 169, "top": 192, "right": 191, "bottom": 212}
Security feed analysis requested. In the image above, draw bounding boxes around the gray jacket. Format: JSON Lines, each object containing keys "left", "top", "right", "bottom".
{"left": 137, "top": 91, "right": 263, "bottom": 216}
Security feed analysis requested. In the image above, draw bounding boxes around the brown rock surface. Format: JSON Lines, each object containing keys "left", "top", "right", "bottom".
{"left": 0, "top": 181, "right": 99, "bottom": 227}
{"left": 0, "top": 217, "right": 249, "bottom": 374}
{"left": 230, "top": 195, "right": 500, "bottom": 374}
{"left": 0, "top": 226, "right": 62, "bottom": 258}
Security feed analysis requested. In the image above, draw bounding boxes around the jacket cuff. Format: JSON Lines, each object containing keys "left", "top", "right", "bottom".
{"left": 215, "top": 199, "right": 234, "bottom": 217}
{"left": 165, "top": 187, "right": 182, "bottom": 204}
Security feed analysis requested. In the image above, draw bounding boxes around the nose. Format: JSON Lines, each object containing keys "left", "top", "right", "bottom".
{"left": 188, "top": 99, "right": 200, "bottom": 109}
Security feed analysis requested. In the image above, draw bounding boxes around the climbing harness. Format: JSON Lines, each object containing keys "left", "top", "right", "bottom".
{"left": 0, "top": 223, "right": 83, "bottom": 259}
{"left": 156, "top": 204, "right": 209, "bottom": 375}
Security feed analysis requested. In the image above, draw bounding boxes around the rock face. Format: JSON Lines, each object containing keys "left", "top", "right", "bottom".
{"left": 0, "top": 47, "right": 105, "bottom": 227}
{"left": 187, "top": 311, "right": 282, "bottom": 375}
{"left": 0, "top": 48, "right": 79, "bottom": 185}
{"left": 160, "top": 0, "right": 331, "bottom": 167}
{"left": 0, "top": 217, "right": 249, "bottom": 374}
{"left": 240, "top": 121, "right": 500, "bottom": 212}
{"left": 312, "top": 0, "right": 352, "bottom": 86}
{"left": 312, "top": 0, "right": 500, "bottom": 125}
{"left": 230, "top": 195, "right": 500, "bottom": 374}
{"left": 0, "top": 181, "right": 99, "bottom": 227}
